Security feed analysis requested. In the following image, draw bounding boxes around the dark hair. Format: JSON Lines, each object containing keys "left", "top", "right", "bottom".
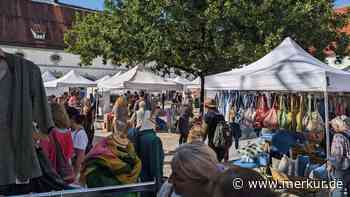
{"left": 213, "top": 166, "right": 278, "bottom": 197}
{"left": 66, "top": 106, "right": 84, "bottom": 124}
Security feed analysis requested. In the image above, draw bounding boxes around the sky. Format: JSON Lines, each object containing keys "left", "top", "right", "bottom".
{"left": 59, "top": 0, "right": 350, "bottom": 11}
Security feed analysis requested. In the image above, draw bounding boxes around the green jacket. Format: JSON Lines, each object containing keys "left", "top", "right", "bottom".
{"left": 134, "top": 129, "right": 164, "bottom": 182}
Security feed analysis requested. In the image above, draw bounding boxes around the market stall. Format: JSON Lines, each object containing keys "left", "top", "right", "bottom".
{"left": 98, "top": 66, "right": 182, "bottom": 91}
{"left": 205, "top": 37, "right": 350, "bottom": 195}
{"left": 44, "top": 70, "right": 97, "bottom": 88}
{"left": 97, "top": 66, "right": 182, "bottom": 132}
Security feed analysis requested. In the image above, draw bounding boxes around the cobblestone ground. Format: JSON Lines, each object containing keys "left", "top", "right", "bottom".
{"left": 94, "top": 123, "right": 328, "bottom": 197}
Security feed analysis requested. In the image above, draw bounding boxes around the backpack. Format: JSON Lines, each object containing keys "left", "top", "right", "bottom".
{"left": 51, "top": 135, "right": 75, "bottom": 184}
{"left": 213, "top": 119, "right": 230, "bottom": 148}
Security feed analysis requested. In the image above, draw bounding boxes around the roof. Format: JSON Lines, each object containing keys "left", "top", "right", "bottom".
{"left": 0, "top": 0, "right": 94, "bottom": 50}
{"left": 335, "top": 7, "right": 350, "bottom": 36}
{"left": 205, "top": 37, "right": 350, "bottom": 92}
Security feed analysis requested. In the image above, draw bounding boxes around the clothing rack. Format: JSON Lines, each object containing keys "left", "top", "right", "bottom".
{"left": 8, "top": 181, "right": 157, "bottom": 197}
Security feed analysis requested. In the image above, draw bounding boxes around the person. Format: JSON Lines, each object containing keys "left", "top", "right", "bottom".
{"left": 81, "top": 98, "right": 95, "bottom": 153}
{"left": 329, "top": 116, "right": 350, "bottom": 197}
{"left": 113, "top": 96, "right": 129, "bottom": 133}
{"left": 130, "top": 101, "right": 164, "bottom": 197}
{"left": 80, "top": 96, "right": 141, "bottom": 197}
{"left": 159, "top": 142, "right": 222, "bottom": 197}
{"left": 229, "top": 116, "right": 242, "bottom": 150}
{"left": 39, "top": 103, "right": 75, "bottom": 184}
{"left": 134, "top": 91, "right": 145, "bottom": 112}
{"left": 68, "top": 96, "right": 78, "bottom": 109}
{"left": 204, "top": 99, "right": 226, "bottom": 162}
{"left": 212, "top": 165, "right": 277, "bottom": 197}
{"left": 187, "top": 124, "right": 205, "bottom": 143}
{"left": 66, "top": 107, "right": 89, "bottom": 183}
{"left": 178, "top": 104, "right": 192, "bottom": 145}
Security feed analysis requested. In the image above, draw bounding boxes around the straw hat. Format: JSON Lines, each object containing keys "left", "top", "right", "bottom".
{"left": 205, "top": 99, "right": 217, "bottom": 109}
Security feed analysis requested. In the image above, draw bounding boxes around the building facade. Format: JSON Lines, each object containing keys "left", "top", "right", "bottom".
{"left": 0, "top": 0, "right": 122, "bottom": 79}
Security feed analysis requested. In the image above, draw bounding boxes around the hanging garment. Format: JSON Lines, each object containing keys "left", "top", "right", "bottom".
{"left": 0, "top": 54, "right": 54, "bottom": 185}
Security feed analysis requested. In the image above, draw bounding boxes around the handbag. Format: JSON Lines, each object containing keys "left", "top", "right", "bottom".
{"left": 305, "top": 97, "right": 324, "bottom": 132}
{"left": 254, "top": 95, "right": 268, "bottom": 128}
{"left": 278, "top": 95, "right": 288, "bottom": 129}
{"left": 287, "top": 96, "right": 297, "bottom": 131}
{"left": 296, "top": 95, "right": 304, "bottom": 132}
{"left": 263, "top": 96, "right": 279, "bottom": 129}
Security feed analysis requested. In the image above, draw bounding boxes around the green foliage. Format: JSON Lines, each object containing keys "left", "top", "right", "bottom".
{"left": 64, "top": 0, "right": 350, "bottom": 76}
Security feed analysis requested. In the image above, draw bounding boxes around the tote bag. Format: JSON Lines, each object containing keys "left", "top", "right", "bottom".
{"left": 263, "top": 96, "right": 279, "bottom": 129}
{"left": 254, "top": 95, "right": 268, "bottom": 128}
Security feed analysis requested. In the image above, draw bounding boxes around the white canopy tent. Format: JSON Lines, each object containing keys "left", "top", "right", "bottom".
{"left": 205, "top": 37, "right": 350, "bottom": 158}
{"left": 45, "top": 70, "right": 97, "bottom": 88}
{"left": 185, "top": 77, "right": 201, "bottom": 89}
{"left": 95, "top": 75, "right": 111, "bottom": 84}
{"left": 98, "top": 66, "right": 182, "bottom": 91}
{"left": 42, "top": 71, "right": 57, "bottom": 82}
{"left": 171, "top": 76, "right": 191, "bottom": 85}
{"left": 97, "top": 71, "right": 122, "bottom": 88}
{"left": 206, "top": 37, "right": 350, "bottom": 92}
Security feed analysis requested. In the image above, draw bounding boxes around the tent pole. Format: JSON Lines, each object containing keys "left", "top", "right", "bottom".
{"left": 323, "top": 77, "right": 330, "bottom": 159}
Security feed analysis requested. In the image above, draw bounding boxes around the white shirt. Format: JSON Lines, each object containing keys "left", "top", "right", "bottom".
{"left": 71, "top": 128, "right": 88, "bottom": 151}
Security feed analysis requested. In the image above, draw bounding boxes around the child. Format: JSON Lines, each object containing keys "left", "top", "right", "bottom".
{"left": 40, "top": 103, "right": 75, "bottom": 183}
{"left": 66, "top": 107, "right": 89, "bottom": 182}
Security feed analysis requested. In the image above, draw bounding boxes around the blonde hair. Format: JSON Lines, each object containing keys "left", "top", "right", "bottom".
{"left": 331, "top": 115, "right": 350, "bottom": 132}
{"left": 115, "top": 96, "right": 127, "bottom": 108}
{"left": 188, "top": 125, "right": 205, "bottom": 143}
{"left": 83, "top": 98, "right": 91, "bottom": 107}
{"left": 50, "top": 103, "right": 71, "bottom": 129}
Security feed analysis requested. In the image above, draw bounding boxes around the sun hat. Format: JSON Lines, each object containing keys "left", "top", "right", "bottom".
{"left": 205, "top": 98, "right": 217, "bottom": 109}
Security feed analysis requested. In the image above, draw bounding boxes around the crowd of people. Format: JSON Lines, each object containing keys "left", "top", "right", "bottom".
{"left": 31, "top": 89, "right": 350, "bottom": 197}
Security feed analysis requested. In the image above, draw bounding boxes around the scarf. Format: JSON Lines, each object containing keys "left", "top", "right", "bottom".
{"left": 80, "top": 137, "right": 141, "bottom": 185}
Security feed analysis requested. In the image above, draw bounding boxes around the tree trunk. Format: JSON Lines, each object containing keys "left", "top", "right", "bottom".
{"left": 200, "top": 73, "right": 205, "bottom": 116}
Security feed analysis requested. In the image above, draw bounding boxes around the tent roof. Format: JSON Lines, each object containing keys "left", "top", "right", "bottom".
{"left": 42, "top": 71, "right": 56, "bottom": 82}
{"left": 205, "top": 37, "right": 350, "bottom": 92}
{"left": 95, "top": 75, "right": 111, "bottom": 83}
{"left": 45, "top": 70, "right": 96, "bottom": 88}
{"left": 171, "top": 76, "right": 191, "bottom": 84}
{"left": 98, "top": 71, "right": 122, "bottom": 87}
{"left": 98, "top": 66, "right": 181, "bottom": 91}
{"left": 185, "top": 77, "right": 201, "bottom": 89}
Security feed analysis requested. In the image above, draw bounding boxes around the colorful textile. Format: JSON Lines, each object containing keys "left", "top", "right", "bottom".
{"left": 330, "top": 131, "right": 350, "bottom": 169}
{"left": 80, "top": 137, "right": 141, "bottom": 187}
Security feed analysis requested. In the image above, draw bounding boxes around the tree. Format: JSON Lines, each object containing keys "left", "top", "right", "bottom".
{"left": 65, "top": 0, "right": 350, "bottom": 113}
